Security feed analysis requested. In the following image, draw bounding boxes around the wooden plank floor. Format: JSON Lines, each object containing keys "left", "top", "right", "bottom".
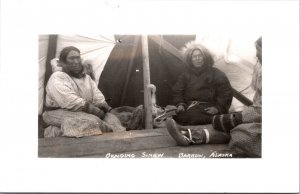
{"left": 39, "top": 128, "right": 236, "bottom": 158}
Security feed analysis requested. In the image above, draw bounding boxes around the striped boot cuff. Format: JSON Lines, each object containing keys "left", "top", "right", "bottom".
{"left": 212, "top": 113, "right": 242, "bottom": 133}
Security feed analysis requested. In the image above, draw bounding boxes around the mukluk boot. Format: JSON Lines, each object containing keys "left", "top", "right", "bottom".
{"left": 212, "top": 112, "right": 243, "bottom": 133}
{"left": 166, "top": 118, "right": 209, "bottom": 146}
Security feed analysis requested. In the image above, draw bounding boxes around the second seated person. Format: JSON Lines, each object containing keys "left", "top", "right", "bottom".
{"left": 172, "top": 41, "right": 233, "bottom": 125}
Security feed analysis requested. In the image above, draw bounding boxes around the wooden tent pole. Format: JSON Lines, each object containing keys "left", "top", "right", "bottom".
{"left": 120, "top": 36, "right": 140, "bottom": 105}
{"left": 142, "top": 35, "right": 153, "bottom": 129}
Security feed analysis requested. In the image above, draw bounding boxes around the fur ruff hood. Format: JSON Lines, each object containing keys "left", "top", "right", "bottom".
{"left": 181, "top": 41, "right": 215, "bottom": 73}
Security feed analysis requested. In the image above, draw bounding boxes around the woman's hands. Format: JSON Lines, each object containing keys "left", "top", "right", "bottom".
{"left": 176, "top": 105, "right": 185, "bottom": 113}
{"left": 205, "top": 106, "right": 219, "bottom": 115}
{"left": 98, "top": 102, "right": 112, "bottom": 113}
{"left": 84, "top": 102, "right": 105, "bottom": 119}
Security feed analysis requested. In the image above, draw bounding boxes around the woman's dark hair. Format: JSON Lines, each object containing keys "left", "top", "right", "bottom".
{"left": 59, "top": 46, "right": 81, "bottom": 63}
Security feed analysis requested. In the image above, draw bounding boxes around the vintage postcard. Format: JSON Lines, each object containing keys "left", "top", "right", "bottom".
{"left": 0, "top": 0, "right": 299, "bottom": 192}
{"left": 38, "top": 34, "right": 262, "bottom": 159}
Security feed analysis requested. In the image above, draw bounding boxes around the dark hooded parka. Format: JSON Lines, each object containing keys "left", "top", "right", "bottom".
{"left": 172, "top": 42, "right": 233, "bottom": 125}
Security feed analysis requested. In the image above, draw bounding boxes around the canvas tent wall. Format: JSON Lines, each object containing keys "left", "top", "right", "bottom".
{"left": 195, "top": 33, "right": 260, "bottom": 111}
{"left": 38, "top": 34, "right": 260, "bottom": 116}
{"left": 99, "top": 35, "right": 196, "bottom": 108}
{"left": 99, "top": 34, "right": 259, "bottom": 110}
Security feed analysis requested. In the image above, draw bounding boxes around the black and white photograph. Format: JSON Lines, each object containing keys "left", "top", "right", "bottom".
{"left": 0, "top": 0, "right": 299, "bottom": 193}
{"left": 38, "top": 34, "right": 262, "bottom": 158}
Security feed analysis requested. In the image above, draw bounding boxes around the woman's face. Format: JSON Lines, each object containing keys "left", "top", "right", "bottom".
{"left": 64, "top": 50, "right": 83, "bottom": 74}
{"left": 191, "top": 49, "right": 204, "bottom": 68}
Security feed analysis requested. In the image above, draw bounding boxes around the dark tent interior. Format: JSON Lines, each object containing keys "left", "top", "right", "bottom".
{"left": 99, "top": 35, "right": 196, "bottom": 108}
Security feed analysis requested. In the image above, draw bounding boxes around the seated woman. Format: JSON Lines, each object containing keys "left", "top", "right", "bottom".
{"left": 172, "top": 41, "right": 233, "bottom": 125}
{"left": 43, "top": 46, "right": 116, "bottom": 137}
{"left": 166, "top": 37, "right": 262, "bottom": 158}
